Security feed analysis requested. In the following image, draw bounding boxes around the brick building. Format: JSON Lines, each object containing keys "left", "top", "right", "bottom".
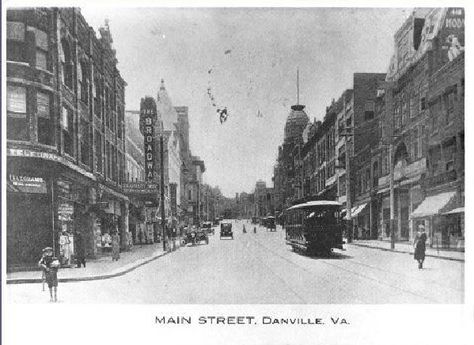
{"left": 6, "top": 8, "right": 129, "bottom": 269}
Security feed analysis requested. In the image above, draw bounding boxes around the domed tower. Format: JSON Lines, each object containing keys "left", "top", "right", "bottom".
{"left": 283, "top": 68, "right": 309, "bottom": 144}
{"left": 284, "top": 104, "right": 309, "bottom": 144}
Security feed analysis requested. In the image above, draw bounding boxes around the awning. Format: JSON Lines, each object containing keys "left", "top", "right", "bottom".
{"left": 443, "top": 207, "right": 464, "bottom": 215}
{"left": 410, "top": 191, "right": 456, "bottom": 219}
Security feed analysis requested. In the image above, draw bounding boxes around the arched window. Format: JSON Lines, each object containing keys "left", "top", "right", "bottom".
{"left": 60, "top": 38, "right": 73, "bottom": 89}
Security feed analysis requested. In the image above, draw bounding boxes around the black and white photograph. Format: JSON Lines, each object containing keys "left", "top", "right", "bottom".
{"left": 2, "top": 1, "right": 472, "bottom": 344}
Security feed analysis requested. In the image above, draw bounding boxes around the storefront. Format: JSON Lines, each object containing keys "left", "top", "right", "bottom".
{"left": 7, "top": 152, "right": 130, "bottom": 269}
{"left": 410, "top": 190, "right": 462, "bottom": 249}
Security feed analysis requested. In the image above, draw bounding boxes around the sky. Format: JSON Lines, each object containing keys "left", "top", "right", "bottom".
{"left": 80, "top": 7, "right": 410, "bottom": 197}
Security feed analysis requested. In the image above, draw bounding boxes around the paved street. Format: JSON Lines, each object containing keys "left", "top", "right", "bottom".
{"left": 6, "top": 220, "right": 463, "bottom": 304}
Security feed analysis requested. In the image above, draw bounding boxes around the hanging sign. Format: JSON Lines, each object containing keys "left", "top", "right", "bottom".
{"left": 140, "top": 97, "right": 158, "bottom": 181}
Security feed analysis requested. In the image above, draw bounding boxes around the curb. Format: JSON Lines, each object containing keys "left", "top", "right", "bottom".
{"left": 349, "top": 243, "right": 464, "bottom": 262}
{"left": 6, "top": 249, "right": 173, "bottom": 285}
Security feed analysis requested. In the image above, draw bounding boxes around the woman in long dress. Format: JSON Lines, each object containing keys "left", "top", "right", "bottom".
{"left": 414, "top": 225, "right": 427, "bottom": 269}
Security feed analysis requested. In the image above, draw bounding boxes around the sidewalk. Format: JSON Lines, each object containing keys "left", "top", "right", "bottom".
{"left": 7, "top": 239, "right": 183, "bottom": 284}
{"left": 348, "top": 239, "right": 464, "bottom": 262}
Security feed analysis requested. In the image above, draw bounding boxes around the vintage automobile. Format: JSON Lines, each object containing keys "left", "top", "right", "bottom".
{"left": 220, "top": 222, "right": 233, "bottom": 239}
{"left": 184, "top": 226, "right": 209, "bottom": 245}
{"left": 202, "top": 221, "right": 215, "bottom": 235}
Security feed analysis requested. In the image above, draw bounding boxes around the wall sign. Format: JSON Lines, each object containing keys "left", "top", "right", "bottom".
{"left": 9, "top": 174, "right": 47, "bottom": 193}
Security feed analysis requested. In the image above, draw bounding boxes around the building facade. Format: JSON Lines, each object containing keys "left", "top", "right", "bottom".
{"left": 6, "top": 8, "right": 129, "bottom": 269}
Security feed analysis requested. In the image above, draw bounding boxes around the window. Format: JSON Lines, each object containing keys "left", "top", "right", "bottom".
{"left": 78, "top": 61, "right": 89, "bottom": 104}
{"left": 420, "top": 96, "right": 426, "bottom": 111}
{"left": 37, "top": 91, "right": 52, "bottom": 145}
{"left": 94, "top": 78, "right": 101, "bottom": 117}
{"left": 445, "top": 88, "right": 457, "bottom": 125}
{"left": 7, "top": 85, "right": 28, "bottom": 141}
{"left": 338, "top": 175, "right": 346, "bottom": 196}
{"left": 31, "top": 28, "right": 49, "bottom": 70}
{"left": 393, "top": 103, "right": 401, "bottom": 129}
{"left": 117, "top": 106, "right": 123, "bottom": 139}
{"left": 62, "top": 106, "right": 74, "bottom": 156}
{"left": 401, "top": 95, "right": 408, "bottom": 125}
{"left": 60, "top": 39, "right": 73, "bottom": 89}
{"left": 188, "top": 189, "right": 192, "bottom": 201}
{"left": 364, "top": 101, "right": 375, "bottom": 121}
{"left": 95, "top": 130, "right": 103, "bottom": 174}
{"left": 365, "top": 168, "right": 371, "bottom": 190}
{"left": 411, "top": 127, "right": 419, "bottom": 160}
{"left": 7, "top": 22, "right": 26, "bottom": 63}
{"left": 431, "top": 98, "right": 441, "bottom": 133}
{"left": 372, "top": 161, "right": 379, "bottom": 188}
{"left": 80, "top": 119, "right": 90, "bottom": 167}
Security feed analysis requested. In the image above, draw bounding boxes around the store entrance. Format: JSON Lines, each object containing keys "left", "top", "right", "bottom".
{"left": 7, "top": 192, "right": 53, "bottom": 268}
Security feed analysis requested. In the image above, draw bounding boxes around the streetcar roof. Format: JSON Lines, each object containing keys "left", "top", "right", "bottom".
{"left": 286, "top": 200, "right": 341, "bottom": 211}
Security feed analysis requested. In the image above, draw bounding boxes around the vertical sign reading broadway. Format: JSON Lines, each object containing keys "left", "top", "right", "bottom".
{"left": 140, "top": 97, "right": 158, "bottom": 181}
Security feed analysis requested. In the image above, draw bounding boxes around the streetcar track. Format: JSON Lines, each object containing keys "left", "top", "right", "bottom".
{"left": 249, "top": 234, "right": 438, "bottom": 303}
{"left": 243, "top": 234, "right": 367, "bottom": 303}
{"left": 240, "top": 236, "right": 309, "bottom": 303}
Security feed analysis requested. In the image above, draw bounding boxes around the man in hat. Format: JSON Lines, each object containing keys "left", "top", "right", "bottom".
{"left": 38, "top": 247, "right": 59, "bottom": 302}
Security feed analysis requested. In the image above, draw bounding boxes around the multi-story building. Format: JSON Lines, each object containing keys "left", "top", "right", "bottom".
{"left": 380, "top": 8, "right": 464, "bottom": 246}
{"left": 6, "top": 8, "right": 130, "bottom": 268}
{"left": 348, "top": 73, "right": 386, "bottom": 239}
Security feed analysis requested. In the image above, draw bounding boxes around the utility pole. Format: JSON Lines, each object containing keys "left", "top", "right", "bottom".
{"left": 160, "top": 136, "right": 166, "bottom": 251}
{"left": 345, "top": 135, "right": 352, "bottom": 243}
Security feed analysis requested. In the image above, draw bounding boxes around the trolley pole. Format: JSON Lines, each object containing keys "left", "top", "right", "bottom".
{"left": 160, "top": 136, "right": 166, "bottom": 252}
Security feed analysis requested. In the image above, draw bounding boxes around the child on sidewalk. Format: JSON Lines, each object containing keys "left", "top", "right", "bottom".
{"left": 38, "top": 247, "right": 60, "bottom": 302}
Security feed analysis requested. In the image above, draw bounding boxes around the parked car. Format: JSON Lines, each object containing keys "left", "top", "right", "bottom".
{"left": 220, "top": 222, "right": 233, "bottom": 239}
{"left": 184, "top": 226, "right": 209, "bottom": 245}
{"left": 202, "top": 221, "right": 215, "bottom": 235}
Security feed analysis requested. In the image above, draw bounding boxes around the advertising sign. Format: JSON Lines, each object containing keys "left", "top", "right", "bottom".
{"left": 122, "top": 182, "right": 159, "bottom": 194}
{"left": 139, "top": 97, "right": 158, "bottom": 181}
{"left": 440, "top": 8, "right": 464, "bottom": 64}
{"left": 9, "top": 175, "right": 47, "bottom": 193}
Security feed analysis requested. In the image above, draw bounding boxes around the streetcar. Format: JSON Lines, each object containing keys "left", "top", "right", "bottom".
{"left": 284, "top": 200, "right": 343, "bottom": 255}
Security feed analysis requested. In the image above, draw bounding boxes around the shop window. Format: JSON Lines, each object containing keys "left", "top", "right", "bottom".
{"left": 78, "top": 61, "right": 89, "bottom": 104}
{"left": 37, "top": 91, "right": 53, "bottom": 145}
{"left": 80, "top": 119, "right": 90, "bottom": 167}
{"left": 95, "top": 130, "right": 103, "bottom": 174}
{"left": 60, "top": 38, "right": 73, "bottom": 89}
{"left": 7, "top": 85, "right": 29, "bottom": 141}
{"left": 62, "top": 106, "right": 74, "bottom": 156}
{"left": 7, "top": 21, "right": 26, "bottom": 63}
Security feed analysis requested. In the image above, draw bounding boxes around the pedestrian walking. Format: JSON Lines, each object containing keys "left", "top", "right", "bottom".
{"left": 74, "top": 231, "right": 86, "bottom": 268}
{"left": 414, "top": 225, "right": 427, "bottom": 269}
{"left": 254, "top": 226, "right": 257, "bottom": 234}
{"left": 38, "top": 247, "right": 60, "bottom": 302}
{"left": 111, "top": 230, "right": 120, "bottom": 261}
